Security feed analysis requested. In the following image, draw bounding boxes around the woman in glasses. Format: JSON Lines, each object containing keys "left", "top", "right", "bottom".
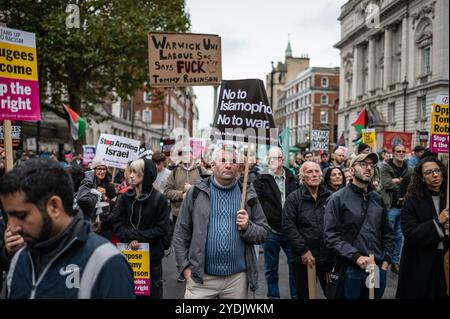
{"left": 396, "top": 157, "right": 449, "bottom": 299}
{"left": 77, "top": 159, "right": 117, "bottom": 237}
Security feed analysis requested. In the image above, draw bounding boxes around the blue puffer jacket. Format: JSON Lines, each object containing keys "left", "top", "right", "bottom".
{"left": 6, "top": 218, "right": 135, "bottom": 299}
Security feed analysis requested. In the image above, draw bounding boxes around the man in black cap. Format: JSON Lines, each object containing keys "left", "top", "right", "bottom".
{"left": 324, "top": 152, "right": 394, "bottom": 299}
{"left": 407, "top": 145, "right": 425, "bottom": 168}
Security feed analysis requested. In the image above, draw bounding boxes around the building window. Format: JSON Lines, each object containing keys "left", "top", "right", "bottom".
{"left": 321, "top": 77, "right": 329, "bottom": 87}
{"left": 320, "top": 110, "right": 328, "bottom": 124}
{"left": 143, "top": 91, "right": 152, "bottom": 103}
{"left": 415, "top": 19, "right": 433, "bottom": 77}
{"left": 344, "top": 114, "right": 349, "bottom": 129}
{"left": 321, "top": 95, "right": 328, "bottom": 105}
{"left": 388, "top": 102, "right": 396, "bottom": 123}
{"left": 418, "top": 96, "right": 427, "bottom": 119}
{"left": 422, "top": 46, "right": 431, "bottom": 74}
{"left": 142, "top": 109, "right": 152, "bottom": 123}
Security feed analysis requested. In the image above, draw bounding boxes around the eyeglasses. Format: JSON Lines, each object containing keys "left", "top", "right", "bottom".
{"left": 423, "top": 168, "right": 442, "bottom": 176}
{"left": 356, "top": 161, "right": 375, "bottom": 169}
{"left": 268, "top": 156, "right": 283, "bottom": 161}
{"left": 219, "top": 158, "right": 238, "bottom": 164}
{"left": 395, "top": 151, "right": 406, "bottom": 154}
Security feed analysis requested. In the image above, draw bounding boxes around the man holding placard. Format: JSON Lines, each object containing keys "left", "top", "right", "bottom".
{"left": 174, "top": 146, "right": 268, "bottom": 298}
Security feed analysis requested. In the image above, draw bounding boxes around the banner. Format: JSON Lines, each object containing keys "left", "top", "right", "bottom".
{"left": 362, "top": 128, "right": 377, "bottom": 148}
{"left": 0, "top": 26, "right": 40, "bottom": 121}
{"left": 383, "top": 131, "right": 413, "bottom": 153}
{"left": 311, "top": 130, "right": 329, "bottom": 151}
{"left": 148, "top": 32, "right": 222, "bottom": 87}
{"left": 212, "top": 79, "right": 277, "bottom": 146}
{"left": 429, "top": 95, "right": 449, "bottom": 154}
{"left": 0, "top": 120, "right": 22, "bottom": 149}
{"left": 82, "top": 145, "right": 96, "bottom": 166}
{"left": 95, "top": 134, "right": 140, "bottom": 169}
{"left": 117, "top": 243, "right": 150, "bottom": 296}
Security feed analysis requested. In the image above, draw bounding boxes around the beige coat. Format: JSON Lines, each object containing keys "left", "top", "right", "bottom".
{"left": 163, "top": 164, "right": 205, "bottom": 216}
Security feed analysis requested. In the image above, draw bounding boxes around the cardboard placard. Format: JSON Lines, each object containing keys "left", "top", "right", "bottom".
{"left": 148, "top": 32, "right": 222, "bottom": 87}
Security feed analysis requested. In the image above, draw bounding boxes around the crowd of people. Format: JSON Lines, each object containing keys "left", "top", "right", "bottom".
{"left": 0, "top": 142, "right": 448, "bottom": 299}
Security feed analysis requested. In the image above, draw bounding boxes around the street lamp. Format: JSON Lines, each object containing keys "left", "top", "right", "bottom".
{"left": 402, "top": 77, "right": 409, "bottom": 132}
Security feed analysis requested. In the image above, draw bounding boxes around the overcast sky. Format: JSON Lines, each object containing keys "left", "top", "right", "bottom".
{"left": 185, "top": 0, "right": 347, "bottom": 130}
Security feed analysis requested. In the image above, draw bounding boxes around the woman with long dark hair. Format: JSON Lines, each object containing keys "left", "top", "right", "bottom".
{"left": 396, "top": 157, "right": 449, "bottom": 299}
{"left": 323, "top": 166, "right": 346, "bottom": 193}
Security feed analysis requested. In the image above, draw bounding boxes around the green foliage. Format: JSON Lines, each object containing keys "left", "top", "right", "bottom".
{"left": 0, "top": 0, "right": 190, "bottom": 117}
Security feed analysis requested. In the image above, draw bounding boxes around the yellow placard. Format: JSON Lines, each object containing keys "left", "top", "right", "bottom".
{"left": 0, "top": 42, "right": 38, "bottom": 81}
{"left": 362, "top": 129, "right": 377, "bottom": 148}
{"left": 122, "top": 249, "right": 150, "bottom": 279}
{"left": 430, "top": 103, "right": 449, "bottom": 135}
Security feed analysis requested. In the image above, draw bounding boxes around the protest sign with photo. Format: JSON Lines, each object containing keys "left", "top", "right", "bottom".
{"left": 212, "top": 79, "right": 277, "bottom": 146}
{"left": 82, "top": 145, "right": 96, "bottom": 166}
{"left": 0, "top": 26, "right": 40, "bottom": 121}
{"left": 311, "top": 130, "right": 329, "bottom": 151}
{"left": 383, "top": 131, "right": 413, "bottom": 153}
{"left": 0, "top": 121, "right": 22, "bottom": 149}
{"left": 117, "top": 243, "right": 150, "bottom": 296}
{"left": 95, "top": 134, "right": 140, "bottom": 169}
{"left": 429, "top": 95, "right": 449, "bottom": 154}
{"left": 148, "top": 32, "right": 221, "bottom": 87}
{"left": 189, "top": 137, "right": 206, "bottom": 159}
{"left": 362, "top": 128, "right": 377, "bottom": 149}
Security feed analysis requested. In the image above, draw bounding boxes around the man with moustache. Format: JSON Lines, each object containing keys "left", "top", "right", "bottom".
{"left": 0, "top": 158, "right": 135, "bottom": 299}
{"left": 324, "top": 152, "right": 394, "bottom": 299}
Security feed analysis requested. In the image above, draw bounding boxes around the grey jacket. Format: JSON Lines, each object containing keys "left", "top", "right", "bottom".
{"left": 173, "top": 177, "right": 269, "bottom": 293}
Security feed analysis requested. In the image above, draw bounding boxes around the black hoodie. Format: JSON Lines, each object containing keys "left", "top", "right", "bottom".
{"left": 113, "top": 159, "right": 170, "bottom": 265}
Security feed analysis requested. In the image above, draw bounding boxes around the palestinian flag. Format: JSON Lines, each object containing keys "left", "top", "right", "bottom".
{"left": 63, "top": 104, "right": 86, "bottom": 141}
{"left": 352, "top": 108, "right": 368, "bottom": 134}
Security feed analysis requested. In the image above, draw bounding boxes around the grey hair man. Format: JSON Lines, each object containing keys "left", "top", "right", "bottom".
{"left": 173, "top": 146, "right": 269, "bottom": 299}
{"left": 282, "top": 161, "right": 333, "bottom": 299}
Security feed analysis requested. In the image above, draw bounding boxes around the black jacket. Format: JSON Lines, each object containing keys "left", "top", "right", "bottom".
{"left": 282, "top": 184, "right": 333, "bottom": 264}
{"left": 253, "top": 167, "right": 298, "bottom": 233}
{"left": 324, "top": 183, "right": 394, "bottom": 266}
{"left": 396, "top": 189, "right": 449, "bottom": 299}
{"left": 113, "top": 159, "right": 170, "bottom": 265}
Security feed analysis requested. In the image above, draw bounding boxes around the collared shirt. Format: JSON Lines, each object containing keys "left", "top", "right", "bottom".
{"left": 270, "top": 168, "right": 286, "bottom": 208}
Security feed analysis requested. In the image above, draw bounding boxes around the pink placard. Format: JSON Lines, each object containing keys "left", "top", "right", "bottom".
{"left": 429, "top": 134, "right": 449, "bottom": 154}
{"left": 134, "top": 278, "right": 150, "bottom": 296}
{"left": 0, "top": 77, "right": 41, "bottom": 121}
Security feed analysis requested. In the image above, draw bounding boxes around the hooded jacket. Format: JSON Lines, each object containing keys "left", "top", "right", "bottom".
{"left": 113, "top": 159, "right": 170, "bottom": 266}
{"left": 173, "top": 177, "right": 269, "bottom": 292}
